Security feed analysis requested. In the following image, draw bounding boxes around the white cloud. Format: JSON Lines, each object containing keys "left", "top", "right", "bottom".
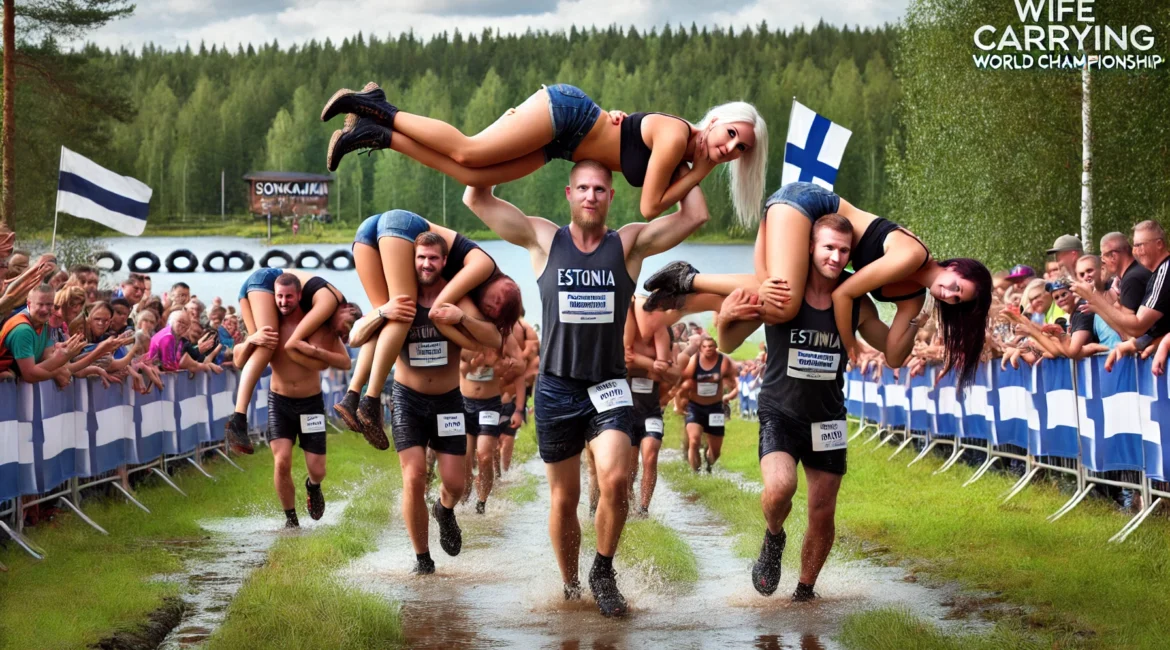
{"left": 85, "top": 0, "right": 907, "bottom": 52}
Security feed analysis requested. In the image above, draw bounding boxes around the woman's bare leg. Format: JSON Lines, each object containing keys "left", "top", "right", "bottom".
{"left": 390, "top": 133, "right": 546, "bottom": 188}
{"left": 234, "top": 292, "right": 279, "bottom": 415}
{"left": 348, "top": 243, "right": 388, "bottom": 394}
{"left": 763, "top": 205, "right": 812, "bottom": 323}
{"left": 636, "top": 292, "right": 734, "bottom": 340}
{"left": 366, "top": 237, "right": 417, "bottom": 398}
{"left": 689, "top": 274, "right": 762, "bottom": 296}
{"left": 393, "top": 89, "right": 555, "bottom": 168}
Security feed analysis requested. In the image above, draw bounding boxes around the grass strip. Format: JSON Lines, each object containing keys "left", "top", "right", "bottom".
{"left": 838, "top": 608, "right": 1047, "bottom": 650}
{"left": 659, "top": 412, "right": 1170, "bottom": 648}
{"left": 0, "top": 428, "right": 391, "bottom": 650}
{"left": 205, "top": 457, "right": 404, "bottom": 650}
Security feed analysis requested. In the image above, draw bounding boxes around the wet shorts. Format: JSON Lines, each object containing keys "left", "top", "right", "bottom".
{"left": 631, "top": 404, "right": 665, "bottom": 445}
{"left": 763, "top": 182, "right": 841, "bottom": 224}
{"left": 542, "top": 84, "right": 602, "bottom": 163}
{"left": 267, "top": 391, "right": 327, "bottom": 455}
{"left": 390, "top": 382, "right": 467, "bottom": 455}
{"left": 534, "top": 374, "right": 634, "bottom": 463}
{"left": 758, "top": 403, "right": 847, "bottom": 475}
{"left": 464, "top": 395, "right": 503, "bottom": 437}
{"left": 686, "top": 400, "right": 728, "bottom": 437}
{"left": 499, "top": 401, "right": 518, "bottom": 436}
{"left": 238, "top": 267, "right": 284, "bottom": 301}
{"left": 354, "top": 209, "right": 429, "bottom": 249}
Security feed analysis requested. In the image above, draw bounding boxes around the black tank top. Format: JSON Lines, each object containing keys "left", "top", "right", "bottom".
{"left": 537, "top": 226, "right": 635, "bottom": 382}
{"left": 620, "top": 112, "right": 691, "bottom": 188}
{"left": 443, "top": 233, "right": 495, "bottom": 283}
{"left": 692, "top": 352, "right": 726, "bottom": 401}
{"left": 852, "top": 217, "right": 930, "bottom": 302}
{"left": 761, "top": 275, "right": 862, "bottom": 423}
{"left": 299, "top": 277, "right": 344, "bottom": 314}
{"left": 627, "top": 366, "right": 660, "bottom": 416}
{"left": 401, "top": 305, "right": 455, "bottom": 371}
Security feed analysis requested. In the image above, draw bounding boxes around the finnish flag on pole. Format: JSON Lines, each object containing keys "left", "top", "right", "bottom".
{"left": 56, "top": 146, "right": 152, "bottom": 236}
{"left": 782, "top": 100, "right": 852, "bottom": 190}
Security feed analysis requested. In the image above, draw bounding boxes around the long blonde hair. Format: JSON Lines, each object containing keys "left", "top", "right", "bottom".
{"left": 695, "top": 102, "right": 768, "bottom": 228}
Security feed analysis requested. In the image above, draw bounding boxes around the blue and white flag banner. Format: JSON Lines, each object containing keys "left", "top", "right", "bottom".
{"left": 781, "top": 100, "right": 852, "bottom": 190}
{"left": 56, "top": 146, "right": 152, "bottom": 236}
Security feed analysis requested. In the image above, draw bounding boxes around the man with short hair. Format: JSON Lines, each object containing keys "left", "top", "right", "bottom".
{"left": 718, "top": 214, "right": 910, "bottom": 603}
{"left": 116, "top": 273, "right": 145, "bottom": 304}
{"left": 6, "top": 250, "right": 29, "bottom": 280}
{"left": 680, "top": 336, "right": 737, "bottom": 473}
{"left": 459, "top": 334, "right": 525, "bottom": 514}
{"left": 1097, "top": 231, "right": 1150, "bottom": 313}
{"left": 391, "top": 232, "right": 501, "bottom": 574}
{"left": 463, "top": 160, "right": 709, "bottom": 617}
{"left": 233, "top": 273, "right": 354, "bottom": 528}
{"left": 1078, "top": 221, "right": 1170, "bottom": 347}
{"left": 169, "top": 282, "right": 190, "bottom": 309}
{"left": 1047, "top": 234, "right": 1084, "bottom": 276}
{"left": 0, "top": 285, "right": 86, "bottom": 382}
{"left": 110, "top": 298, "right": 134, "bottom": 334}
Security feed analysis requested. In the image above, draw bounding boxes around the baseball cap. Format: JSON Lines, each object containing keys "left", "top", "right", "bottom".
{"left": 1047, "top": 234, "right": 1084, "bottom": 255}
{"left": 1045, "top": 279, "right": 1070, "bottom": 293}
{"left": 1006, "top": 264, "right": 1035, "bottom": 281}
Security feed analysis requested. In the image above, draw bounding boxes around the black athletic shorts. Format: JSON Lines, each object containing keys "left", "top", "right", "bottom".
{"left": 685, "top": 400, "right": 727, "bottom": 437}
{"left": 499, "top": 401, "right": 518, "bottom": 436}
{"left": 267, "top": 391, "right": 327, "bottom": 456}
{"left": 758, "top": 402, "right": 847, "bottom": 475}
{"left": 534, "top": 374, "right": 634, "bottom": 463}
{"left": 464, "top": 395, "right": 503, "bottom": 437}
{"left": 631, "top": 402, "right": 665, "bottom": 445}
{"left": 390, "top": 382, "right": 467, "bottom": 455}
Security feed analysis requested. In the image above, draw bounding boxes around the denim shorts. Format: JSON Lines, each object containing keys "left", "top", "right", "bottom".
{"left": 542, "top": 84, "right": 602, "bottom": 163}
{"left": 353, "top": 209, "right": 429, "bottom": 249}
{"left": 763, "top": 182, "right": 841, "bottom": 224}
{"left": 533, "top": 373, "right": 634, "bottom": 463}
{"left": 238, "top": 267, "right": 284, "bottom": 301}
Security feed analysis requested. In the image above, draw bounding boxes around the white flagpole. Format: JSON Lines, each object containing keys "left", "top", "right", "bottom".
{"left": 51, "top": 146, "right": 63, "bottom": 253}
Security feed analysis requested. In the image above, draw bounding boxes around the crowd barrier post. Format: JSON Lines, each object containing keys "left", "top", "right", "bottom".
{"left": 0, "top": 502, "right": 42, "bottom": 560}
{"left": 892, "top": 367, "right": 935, "bottom": 461}
{"left": 957, "top": 360, "right": 996, "bottom": 486}
{"left": 1003, "top": 358, "right": 1082, "bottom": 505}
{"left": 871, "top": 366, "right": 909, "bottom": 451}
{"left": 930, "top": 368, "right": 965, "bottom": 475}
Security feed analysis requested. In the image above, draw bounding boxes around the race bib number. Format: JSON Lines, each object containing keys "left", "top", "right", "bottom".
{"left": 300, "top": 414, "right": 326, "bottom": 434}
{"left": 587, "top": 379, "right": 633, "bottom": 413}
{"left": 631, "top": 377, "right": 654, "bottom": 394}
{"left": 466, "top": 366, "right": 494, "bottom": 382}
{"left": 811, "top": 420, "right": 848, "bottom": 452}
{"left": 787, "top": 348, "right": 840, "bottom": 381}
{"left": 645, "top": 418, "right": 664, "bottom": 434}
{"left": 409, "top": 341, "right": 448, "bottom": 367}
{"left": 708, "top": 412, "right": 725, "bottom": 427}
{"left": 437, "top": 413, "right": 466, "bottom": 437}
{"left": 558, "top": 291, "right": 614, "bottom": 324}
{"left": 478, "top": 410, "right": 500, "bottom": 426}
{"left": 697, "top": 382, "right": 718, "bottom": 397}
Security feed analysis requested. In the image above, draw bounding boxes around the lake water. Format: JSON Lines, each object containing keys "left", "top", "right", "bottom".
{"left": 99, "top": 236, "right": 761, "bottom": 334}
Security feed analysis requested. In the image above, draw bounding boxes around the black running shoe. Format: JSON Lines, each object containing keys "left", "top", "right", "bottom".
{"left": 751, "top": 528, "right": 786, "bottom": 596}
{"left": 355, "top": 395, "right": 390, "bottom": 450}
{"left": 475, "top": 500, "right": 486, "bottom": 515}
{"left": 589, "top": 565, "right": 629, "bottom": 618}
{"left": 643, "top": 261, "right": 698, "bottom": 295}
{"left": 642, "top": 288, "right": 688, "bottom": 312}
{"left": 413, "top": 555, "right": 436, "bottom": 575}
{"left": 705, "top": 457, "right": 713, "bottom": 474}
{"left": 305, "top": 477, "right": 325, "bottom": 521}
{"left": 792, "top": 582, "right": 818, "bottom": 602}
{"left": 225, "top": 413, "right": 254, "bottom": 455}
{"left": 564, "top": 580, "right": 582, "bottom": 601}
{"left": 321, "top": 81, "right": 398, "bottom": 126}
{"left": 327, "top": 115, "right": 392, "bottom": 172}
{"left": 284, "top": 509, "right": 300, "bottom": 529}
{"left": 431, "top": 500, "right": 463, "bottom": 557}
{"left": 333, "top": 390, "right": 361, "bottom": 432}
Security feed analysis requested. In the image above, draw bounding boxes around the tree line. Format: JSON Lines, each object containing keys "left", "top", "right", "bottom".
{"left": 8, "top": 21, "right": 902, "bottom": 237}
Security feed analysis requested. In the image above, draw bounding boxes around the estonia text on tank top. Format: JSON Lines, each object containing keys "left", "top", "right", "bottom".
{"left": 761, "top": 277, "right": 861, "bottom": 424}
{"left": 401, "top": 306, "right": 454, "bottom": 369}
{"left": 693, "top": 353, "right": 724, "bottom": 399}
{"left": 537, "top": 226, "right": 635, "bottom": 383}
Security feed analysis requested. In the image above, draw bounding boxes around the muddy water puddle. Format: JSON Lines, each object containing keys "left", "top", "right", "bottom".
{"left": 155, "top": 500, "right": 348, "bottom": 648}
{"left": 342, "top": 453, "right": 986, "bottom": 649}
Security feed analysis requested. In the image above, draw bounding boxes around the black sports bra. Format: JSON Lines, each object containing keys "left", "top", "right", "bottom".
{"left": 852, "top": 217, "right": 931, "bottom": 302}
{"left": 619, "top": 112, "right": 691, "bottom": 188}
{"left": 299, "top": 276, "right": 345, "bottom": 313}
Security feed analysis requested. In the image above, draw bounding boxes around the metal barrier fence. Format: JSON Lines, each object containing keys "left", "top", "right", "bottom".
{"left": 0, "top": 369, "right": 279, "bottom": 562}
{"left": 844, "top": 354, "right": 1167, "bottom": 542}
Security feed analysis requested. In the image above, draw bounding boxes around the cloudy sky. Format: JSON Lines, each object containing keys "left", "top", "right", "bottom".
{"left": 85, "top": 0, "right": 908, "bottom": 52}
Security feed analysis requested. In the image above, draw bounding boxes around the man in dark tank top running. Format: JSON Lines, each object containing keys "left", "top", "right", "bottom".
{"left": 463, "top": 161, "right": 709, "bottom": 618}
{"left": 718, "top": 214, "right": 915, "bottom": 603}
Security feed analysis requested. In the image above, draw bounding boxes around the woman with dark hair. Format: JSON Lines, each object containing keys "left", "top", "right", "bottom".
{"left": 321, "top": 83, "right": 767, "bottom": 224}
{"left": 645, "top": 182, "right": 993, "bottom": 387}
{"left": 334, "top": 209, "right": 523, "bottom": 446}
